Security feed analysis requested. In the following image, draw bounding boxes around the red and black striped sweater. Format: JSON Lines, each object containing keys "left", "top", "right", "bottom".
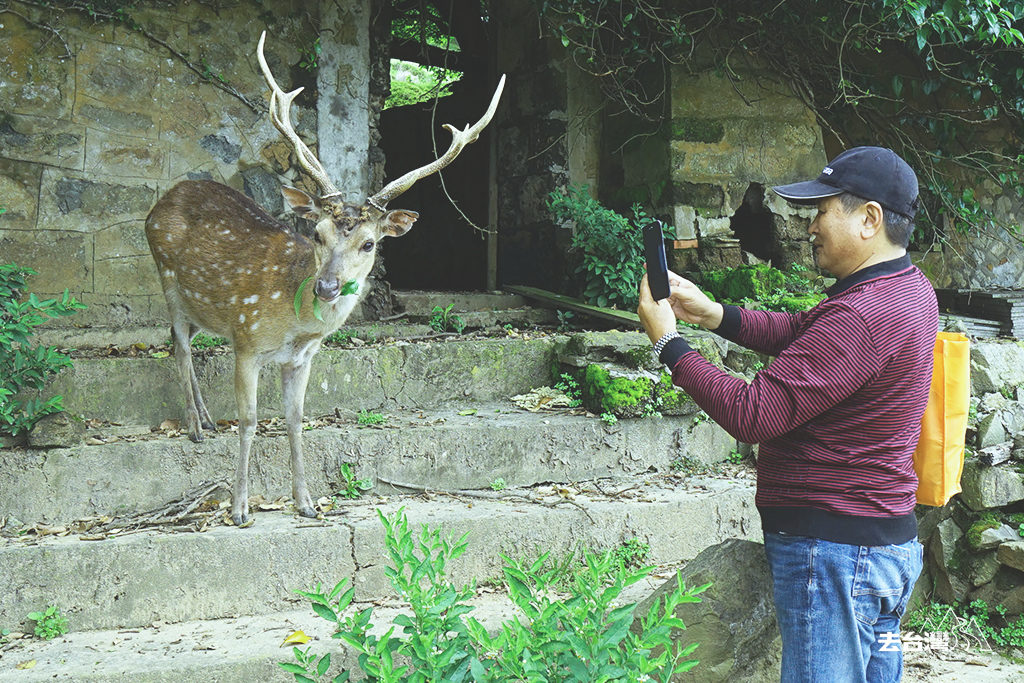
{"left": 659, "top": 256, "right": 939, "bottom": 546}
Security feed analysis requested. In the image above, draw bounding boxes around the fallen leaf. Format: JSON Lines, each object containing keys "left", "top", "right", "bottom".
{"left": 159, "top": 419, "right": 181, "bottom": 431}
{"left": 457, "top": 409, "right": 478, "bottom": 416}
{"left": 282, "top": 630, "right": 312, "bottom": 646}
{"left": 16, "top": 660, "right": 36, "bottom": 670}
{"left": 133, "top": 342, "right": 148, "bottom": 351}
{"left": 150, "top": 351, "right": 170, "bottom": 359}
{"left": 85, "top": 437, "right": 105, "bottom": 446}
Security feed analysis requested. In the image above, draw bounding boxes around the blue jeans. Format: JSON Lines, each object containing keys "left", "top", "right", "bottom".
{"left": 763, "top": 532, "right": 923, "bottom": 683}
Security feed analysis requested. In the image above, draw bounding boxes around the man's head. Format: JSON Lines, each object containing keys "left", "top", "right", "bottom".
{"left": 772, "top": 147, "right": 918, "bottom": 278}
{"left": 772, "top": 146, "right": 919, "bottom": 248}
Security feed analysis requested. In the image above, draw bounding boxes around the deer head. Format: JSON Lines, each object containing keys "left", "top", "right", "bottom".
{"left": 256, "top": 31, "right": 505, "bottom": 303}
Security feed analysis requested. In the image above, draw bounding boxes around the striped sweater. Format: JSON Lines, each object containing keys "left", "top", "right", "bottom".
{"left": 660, "top": 256, "right": 938, "bottom": 546}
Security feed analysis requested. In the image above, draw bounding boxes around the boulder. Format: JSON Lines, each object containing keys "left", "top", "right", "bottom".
{"left": 27, "top": 412, "right": 88, "bottom": 449}
{"left": 634, "top": 538, "right": 780, "bottom": 682}
{"left": 977, "top": 524, "right": 1020, "bottom": 551}
{"left": 976, "top": 412, "right": 1008, "bottom": 449}
{"left": 970, "top": 341, "right": 1024, "bottom": 395}
{"left": 959, "top": 460, "right": 1024, "bottom": 511}
{"left": 997, "top": 541, "right": 1024, "bottom": 573}
{"left": 969, "top": 566, "right": 1024, "bottom": 617}
{"left": 929, "top": 518, "right": 970, "bottom": 604}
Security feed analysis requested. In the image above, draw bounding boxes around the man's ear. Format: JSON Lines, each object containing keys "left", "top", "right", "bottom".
{"left": 281, "top": 186, "right": 321, "bottom": 220}
{"left": 381, "top": 209, "right": 419, "bottom": 238}
{"left": 860, "top": 201, "right": 885, "bottom": 239}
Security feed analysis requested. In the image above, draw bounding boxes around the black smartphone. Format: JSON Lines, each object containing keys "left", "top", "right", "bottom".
{"left": 643, "top": 221, "right": 671, "bottom": 301}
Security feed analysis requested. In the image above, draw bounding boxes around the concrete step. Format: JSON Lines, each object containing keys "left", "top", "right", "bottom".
{"left": 45, "top": 335, "right": 564, "bottom": 428}
{"left": 0, "top": 567, "right": 674, "bottom": 683}
{"left": 1, "top": 404, "right": 737, "bottom": 525}
{"left": 0, "top": 475, "right": 759, "bottom": 633}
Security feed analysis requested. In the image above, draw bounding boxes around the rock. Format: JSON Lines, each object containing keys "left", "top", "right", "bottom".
{"left": 959, "top": 460, "right": 1024, "bottom": 511}
{"left": 27, "top": 412, "right": 88, "bottom": 448}
{"left": 977, "top": 524, "right": 1020, "bottom": 550}
{"left": 970, "top": 341, "right": 1024, "bottom": 395}
{"left": 966, "top": 551, "right": 1001, "bottom": 587}
{"left": 998, "top": 541, "right": 1024, "bottom": 573}
{"left": 969, "top": 566, "right": 1024, "bottom": 617}
{"left": 633, "top": 538, "right": 780, "bottom": 682}
{"left": 976, "top": 412, "right": 1008, "bottom": 449}
{"left": 929, "top": 518, "right": 970, "bottom": 604}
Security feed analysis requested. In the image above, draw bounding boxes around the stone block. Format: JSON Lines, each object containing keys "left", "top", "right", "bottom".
{"left": 685, "top": 418, "right": 738, "bottom": 465}
{"left": 697, "top": 215, "right": 733, "bottom": 238}
{"left": 0, "top": 229, "right": 92, "bottom": 292}
{"left": 0, "top": 14, "right": 74, "bottom": 118}
{"left": 634, "top": 538, "right": 781, "bottom": 682}
{"left": 75, "top": 41, "right": 160, "bottom": 108}
{"left": 85, "top": 131, "right": 167, "bottom": 178}
{"left": 0, "top": 157, "right": 42, "bottom": 230}
{"left": 976, "top": 412, "right": 1008, "bottom": 449}
{"left": 93, "top": 254, "right": 163, "bottom": 296}
{"left": 37, "top": 168, "right": 158, "bottom": 233}
{"left": 0, "top": 112, "right": 85, "bottom": 170}
{"left": 969, "top": 566, "right": 1024, "bottom": 617}
{"left": 997, "top": 541, "right": 1024, "bottom": 573}
{"left": 95, "top": 220, "right": 151, "bottom": 259}
{"left": 967, "top": 550, "right": 1001, "bottom": 587}
{"left": 977, "top": 524, "right": 1020, "bottom": 551}
{"left": 76, "top": 101, "right": 157, "bottom": 137}
{"left": 673, "top": 205, "right": 698, "bottom": 240}
{"left": 27, "top": 412, "right": 88, "bottom": 449}
{"left": 929, "top": 517, "right": 969, "bottom": 604}
{"left": 959, "top": 460, "right": 1024, "bottom": 511}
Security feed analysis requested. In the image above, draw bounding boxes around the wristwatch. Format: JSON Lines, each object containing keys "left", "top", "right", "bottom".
{"left": 652, "top": 331, "right": 681, "bottom": 360}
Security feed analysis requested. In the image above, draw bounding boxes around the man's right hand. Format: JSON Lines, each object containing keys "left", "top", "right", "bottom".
{"left": 666, "top": 270, "right": 724, "bottom": 330}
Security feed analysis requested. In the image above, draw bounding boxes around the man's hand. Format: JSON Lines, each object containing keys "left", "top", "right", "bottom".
{"left": 637, "top": 269, "right": 724, "bottom": 345}
{"left": 663, "top": 270, "right": 724, "bottom": 330}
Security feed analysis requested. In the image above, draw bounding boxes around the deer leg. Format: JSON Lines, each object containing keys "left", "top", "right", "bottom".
{"left": 186, "top": 324, "right": 216, "bottom": 431}
{"left": 281, "top": 358, "right": 316, "bottom": 518}
{"left": 171, "top": 320, "right": 204, "bottom": 442}
{"left": 231, "top": 353, "right": 260, "bottom": 527}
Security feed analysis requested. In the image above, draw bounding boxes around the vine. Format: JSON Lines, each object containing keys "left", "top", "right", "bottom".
{"left": 536, "top": 0, "right": 1024, "bottom": 245}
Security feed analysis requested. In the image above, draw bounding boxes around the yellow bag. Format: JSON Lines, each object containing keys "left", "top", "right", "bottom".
{"left": 913, "top": 332, "right": 970, "bottom": 506}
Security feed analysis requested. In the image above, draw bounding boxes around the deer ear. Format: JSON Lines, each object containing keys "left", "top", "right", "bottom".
{"left": 382, "top": 209, "right": 419, "bottom": 238}
{"left": 281, "top": 186, "right": 321, "bottom": 220}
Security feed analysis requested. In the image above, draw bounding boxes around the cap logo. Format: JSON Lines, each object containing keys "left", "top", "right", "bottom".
{"left": 822, "top": 167, "right": 834, "bottom": 175}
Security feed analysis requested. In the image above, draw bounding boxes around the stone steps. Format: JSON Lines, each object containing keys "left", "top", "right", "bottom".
{"left": 45, "top": 335, "right": 565, "bottom": 428}
{"left": 0, "top": 477, "right": 759, "bottom": 633}
{"left": 0, "top": 404, "right": 737, "bottom": 525}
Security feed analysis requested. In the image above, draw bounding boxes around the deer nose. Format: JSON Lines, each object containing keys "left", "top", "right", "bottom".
{"left": 313, "top": 278, "right": 340, "bottom": 300}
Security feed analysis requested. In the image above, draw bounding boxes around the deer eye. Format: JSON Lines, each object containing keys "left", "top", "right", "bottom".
{"left": 361, "top": 240, "right": 375, "bottom": 252}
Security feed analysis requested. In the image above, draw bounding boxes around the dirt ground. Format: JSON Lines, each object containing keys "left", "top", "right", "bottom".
{"left": 903, "top": 645, "right": 1024, "bottom": 681}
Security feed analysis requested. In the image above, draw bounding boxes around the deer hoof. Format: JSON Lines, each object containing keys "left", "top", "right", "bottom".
{"left": 296, "top": 504, "right": 317, "bottom": 519}
{"left": 188, "top": 430, "right": 204, "bottom": 443}
{"left": 231, "top": 512, "right": 253, "bottom": 527}
{"left": 201, "top": 419, "right": 216, "bottom": 431}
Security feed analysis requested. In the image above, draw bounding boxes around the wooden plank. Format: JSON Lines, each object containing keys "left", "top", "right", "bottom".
{"left": 503, "top": 285, "right": 645, "bottom": 329}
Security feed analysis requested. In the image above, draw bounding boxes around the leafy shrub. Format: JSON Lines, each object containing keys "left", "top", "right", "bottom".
{"left": 1, "top": 264, "right": 86, "bottom": 436}
{"left": 548, "top": 184, "right": 673, "bottom": 310}
{"left": 429, "top": 304, "right": 466, "bottom": 334}
{"left": 282, "top": 509, "right": 708, "bottom": 682}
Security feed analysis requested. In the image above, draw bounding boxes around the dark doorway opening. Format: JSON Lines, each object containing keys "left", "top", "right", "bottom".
{"left": 730, "top": 183, "right": 777, "bottom": 263}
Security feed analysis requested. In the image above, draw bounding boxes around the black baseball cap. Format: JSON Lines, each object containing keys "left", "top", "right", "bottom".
{"left": 772, "top": 146, "right": 919, "bottom": 218}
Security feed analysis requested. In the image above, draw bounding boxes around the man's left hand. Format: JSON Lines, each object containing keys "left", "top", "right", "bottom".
{"left": 638, "top": 273, "right": 678, "bottom": 344}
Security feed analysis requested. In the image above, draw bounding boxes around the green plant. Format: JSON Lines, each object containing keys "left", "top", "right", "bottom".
{"left": 1000, "top": 385, "right": 1014, "bottom": 399}
{"left": 611, "top": 538, "right": 650, "bottom": 570}
{"left": 190, "top": 332, "right": 228, "bottom": 349}
{"left": 1, "top": 264, "right": 86, "bottom": 436}
{"left": 356, "top": 409, "right": 386, "bottom": 426}
{"left": 699, "top": 264, "right": 824, "bottom": 313}
{"left": 27, "top": 605, "right": 68, "bottom": 640}
{"left": 299, "top": 36, "right": 322, "bottom": 70}
{"left": 600, "top": 411, "right": 618, "bottom": 425}
{"left": 334, "top": 462, "right": 372, "bottom": 500}
{"left": 489, "top": 478, "right": 507, "bottom": 491}
{"left": 556, "top": 309, "right": 576, "bottom": 331}
{"left": 553, "top": 372, "right": 583, "bottom": 407}
{"left": 283, "top": 508, "right": 708, "bottom": 682}
{"left": 429, "top": 304, "right": 466, "bottom": 334}
{"left": 547, "top": 184, "right": 673, "bottom": 309}
{"left": 726, "top": 450, "right": 746, "bottom": 465}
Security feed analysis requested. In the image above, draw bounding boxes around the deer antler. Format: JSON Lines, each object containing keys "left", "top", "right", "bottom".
{"left": 256, "top": 31, "right": 339, "bottom": 199}
{"left": 367, "top": 74, "right": 506, "bottom": 211}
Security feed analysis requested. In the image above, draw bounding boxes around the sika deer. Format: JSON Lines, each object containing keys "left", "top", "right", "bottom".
{"left": 145, "top": 32, "right": 504, "bottom": 526}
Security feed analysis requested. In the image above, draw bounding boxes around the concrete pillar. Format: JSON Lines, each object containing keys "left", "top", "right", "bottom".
{"left": 318, "top": 0, "right": 371, "bottom": 203}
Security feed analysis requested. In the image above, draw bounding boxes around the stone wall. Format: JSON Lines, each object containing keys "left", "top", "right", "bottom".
{"left": 0, "top": 0, "right": 374, "bottom": 333}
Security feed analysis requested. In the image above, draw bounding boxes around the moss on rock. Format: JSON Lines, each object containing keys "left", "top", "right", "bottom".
{"left": 583, "top": 364, "right": 653, "bottom": 418}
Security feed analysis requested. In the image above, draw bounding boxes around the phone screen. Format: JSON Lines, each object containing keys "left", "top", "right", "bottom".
{"left": 643, "top": 222, "right": 670, "bottom": 300}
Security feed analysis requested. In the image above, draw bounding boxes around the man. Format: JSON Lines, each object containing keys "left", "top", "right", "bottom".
{"left": 638, "top": 147, "right": 938, "bottom": 683}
